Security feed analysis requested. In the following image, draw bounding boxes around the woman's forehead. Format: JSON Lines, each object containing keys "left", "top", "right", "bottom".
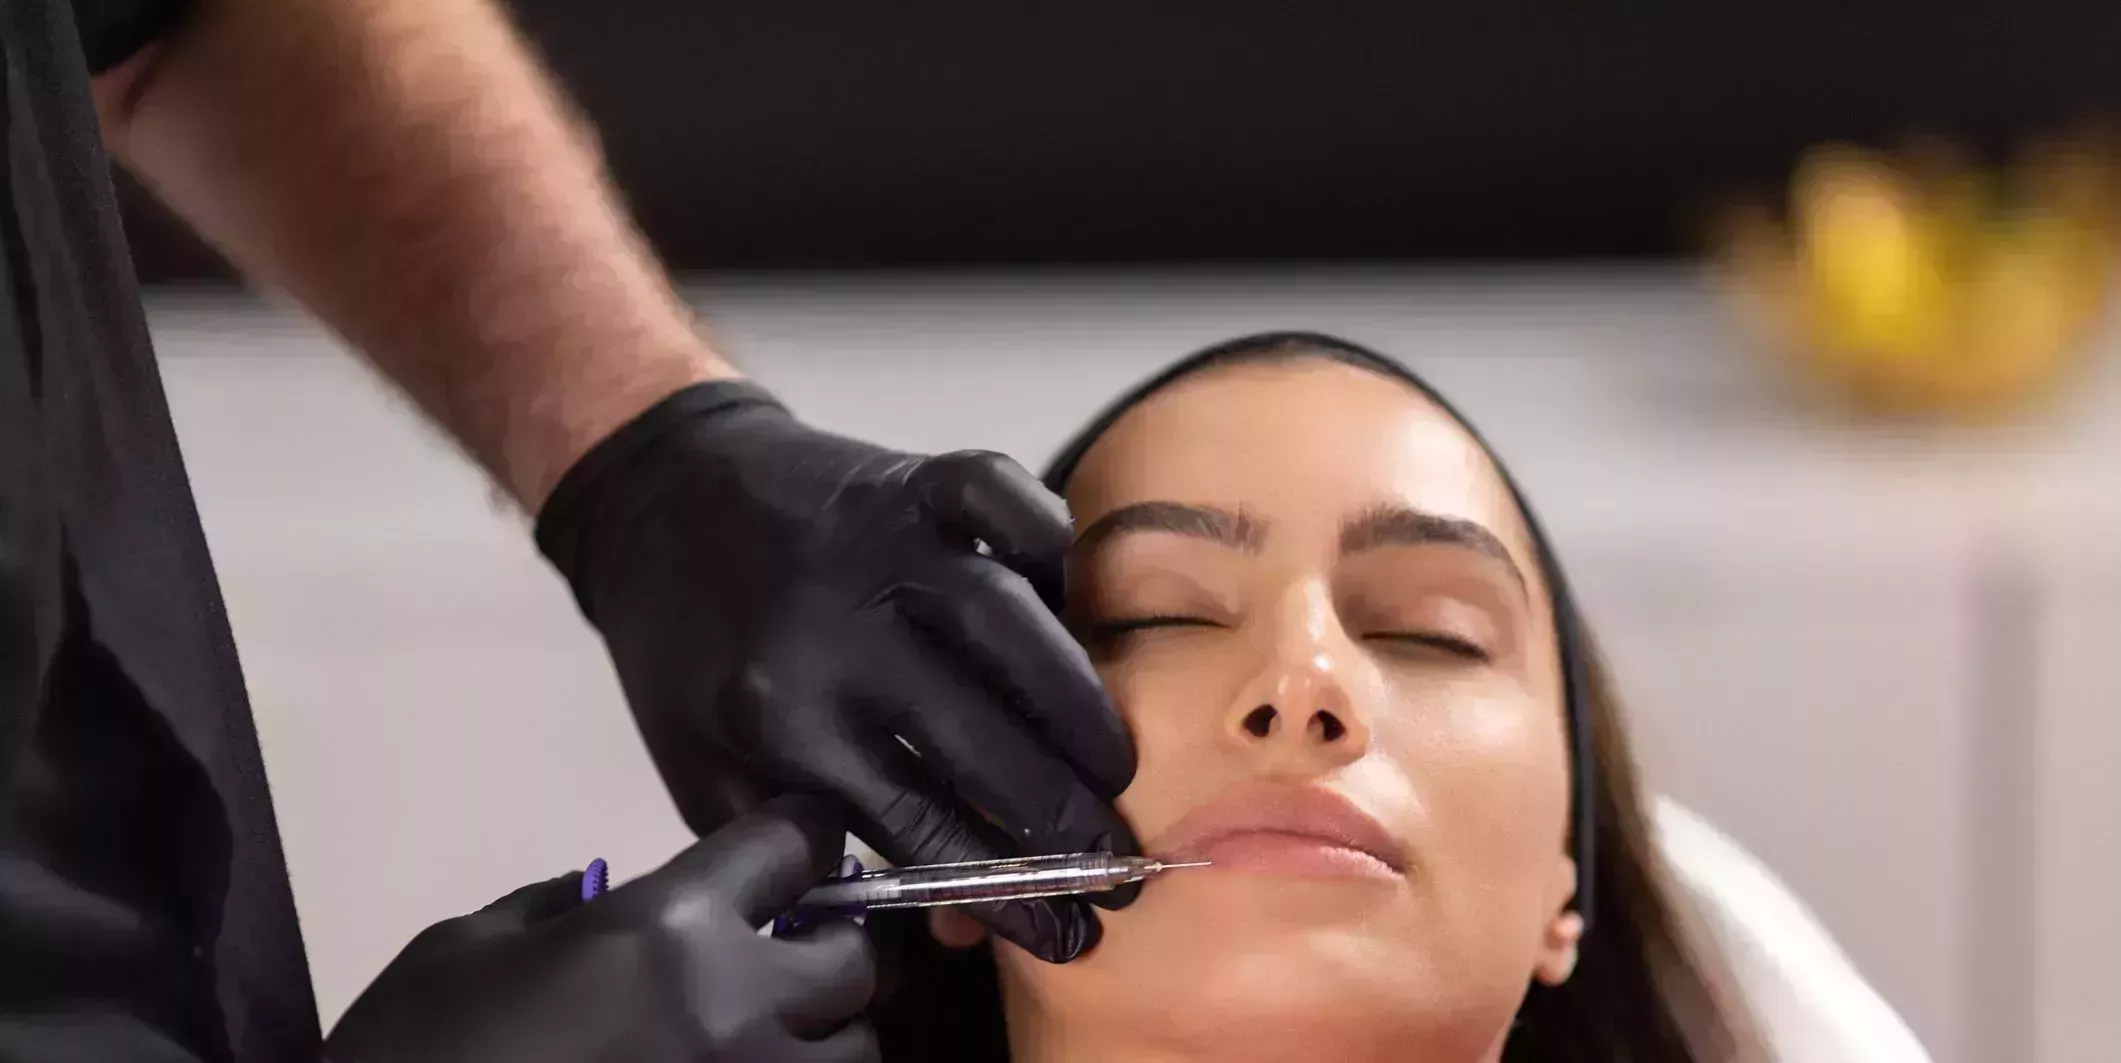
{"left": 1065, "top": 360, "right": 1536, "bottom": 558}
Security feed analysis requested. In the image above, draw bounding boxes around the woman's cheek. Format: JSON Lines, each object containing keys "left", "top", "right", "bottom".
{"left": 1096, "top": 640, "right": 1217, "bottom": 728}
{"left": 1102, "top": 665, "right": 1200, "bottom": 763}
{"left": 1398, "top": 695, "right": 1572, "bottom": 858}
{"left": 1093, "top": 659, "right": 1149, "bottom": 731}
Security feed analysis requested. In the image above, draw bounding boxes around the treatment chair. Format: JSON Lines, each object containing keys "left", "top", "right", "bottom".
{"left": 1653, "top": 797, "right": 1934, "bottom": 1062}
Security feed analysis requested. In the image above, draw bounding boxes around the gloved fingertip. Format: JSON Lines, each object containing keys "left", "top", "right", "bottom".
{"left": 978, "top": 898, "right": 1100, "bottom": 964}
{"left": 756, "top": 792, "right": 849, "bottom": 858}
{"left": 1064, "top": 708, "right": 1137, "bottom": 802}
{"left": 485, "top": 871, "right": 595, "bottom": 922}
{"left": 1073, "top": 822, "right": 1140, "bottom": 864}
{"left": 1088, "top": 768, "right": 1133, "bottom": 805}
{"left": 407, "top": 870, "right": 585, "bottom": 955}
{"left": 1003, "top": 552, "right": 1068, "bottom": 613}
{"left": 1048, "top": 900, "right": 1101, "bottom": 962}
{"left": 1087, "top": 877, "right": 1141, "bottom": 911}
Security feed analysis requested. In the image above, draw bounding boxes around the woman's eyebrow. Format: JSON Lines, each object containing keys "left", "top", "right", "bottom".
{"left": 1073, "top": 501, "right": 1267, "bottom": 554}
{"left": 1339, "top": 504, "right": 1528, "bottom": 590}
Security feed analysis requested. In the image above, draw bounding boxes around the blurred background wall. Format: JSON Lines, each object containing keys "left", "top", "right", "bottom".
{"left": 119, "top": 0, "right": 2121, "bottom": 276}
{"left": 132, "top": 4, "right": 2121, "bottom": 1061}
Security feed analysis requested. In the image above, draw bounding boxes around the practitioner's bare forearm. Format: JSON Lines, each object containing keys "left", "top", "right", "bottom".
{"left": 95, "top": 0, "right": 735, "bottom": 508}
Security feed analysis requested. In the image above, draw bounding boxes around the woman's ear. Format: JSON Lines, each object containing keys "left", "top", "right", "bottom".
{"left": 928, "top": 906, "right": 989, "bottom": 950}
{"left": 1534, "top": 855, "right": 1584, "bottom": 985}
{"left": 1533, "top": 910, "right": 1585, "bottom": 985}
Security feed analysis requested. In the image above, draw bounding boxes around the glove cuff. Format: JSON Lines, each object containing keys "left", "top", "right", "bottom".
{"left": 535, "top": 379, "right": 789, "bottom": 594}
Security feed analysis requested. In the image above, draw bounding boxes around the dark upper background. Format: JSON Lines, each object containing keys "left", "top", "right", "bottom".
{"left": 119, "top": 1, "right": 2121, "bottom": 281}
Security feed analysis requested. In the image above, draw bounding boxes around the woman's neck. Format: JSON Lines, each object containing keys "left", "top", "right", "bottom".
{"left": 1006, "top": 1034, "right": 1495, "bottom": 1063}
{"left": 999, "top": 986, "right": 1506, "bottom": 1063}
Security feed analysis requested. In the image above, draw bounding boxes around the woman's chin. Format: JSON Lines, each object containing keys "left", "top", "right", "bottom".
{"left": 1007, "top": 925, "right": 1492, "bottom": 1063}
{"left": 1003, "top": 901, "right": 1460, "bottom": 1036}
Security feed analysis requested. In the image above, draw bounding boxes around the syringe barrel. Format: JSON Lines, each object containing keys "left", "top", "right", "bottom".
{"left": 797, "top": 854, "right": 1141, "bottom": 911}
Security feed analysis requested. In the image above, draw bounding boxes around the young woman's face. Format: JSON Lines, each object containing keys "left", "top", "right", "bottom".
{"left": 962, "top": 359, "right": 1583, "bottom": 1062}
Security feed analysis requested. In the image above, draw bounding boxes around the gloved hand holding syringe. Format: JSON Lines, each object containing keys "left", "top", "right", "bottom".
{"left": 578, "top": 851, "right": 1209, "bottom": 937}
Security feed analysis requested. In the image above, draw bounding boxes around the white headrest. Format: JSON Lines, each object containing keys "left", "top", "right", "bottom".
{"left": 1653, "top": 797, "right": 1934, "bottom": 1062}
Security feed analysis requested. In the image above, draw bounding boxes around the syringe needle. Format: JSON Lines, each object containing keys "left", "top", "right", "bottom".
{"left": 1147, "top": 860, "right": 1212, "bottom": 872}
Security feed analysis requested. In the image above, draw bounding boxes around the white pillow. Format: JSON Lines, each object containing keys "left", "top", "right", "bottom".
{"left": 1653, "top": 797, "right": 1934, "bottom": 1063}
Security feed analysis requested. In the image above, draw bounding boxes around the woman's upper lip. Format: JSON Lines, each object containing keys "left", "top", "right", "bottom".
{"left": 1147, "top": 782, "right": 1409, "bottom": 873}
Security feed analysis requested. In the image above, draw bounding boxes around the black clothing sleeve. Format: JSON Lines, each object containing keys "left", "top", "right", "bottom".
{"left": 74, "top": 0, "right": 191, "bottom": 74}
{"left": 1, "top": 0, "right": 323, "bottom": 1056}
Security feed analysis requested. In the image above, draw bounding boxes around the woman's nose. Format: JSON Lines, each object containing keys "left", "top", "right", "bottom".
{"left": 1224, "top": 648, "right": 1373, "bottom": 766}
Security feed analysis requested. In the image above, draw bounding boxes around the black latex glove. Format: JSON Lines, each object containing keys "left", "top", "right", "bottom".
{"left": 324, "top": 795, "right": 874, "bottom": 1063}
{"left": 536, "top": 380, "right": 1137, "bottom": 963}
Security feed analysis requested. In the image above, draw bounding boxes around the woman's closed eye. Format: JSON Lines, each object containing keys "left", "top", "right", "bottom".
{"left": 1087, "top": 614, "right": 1225, "bottom": 641}
{"left": 1077, "top": 615, "right": 1230, "bottom": 645}
{"left": 1363, "top": 630, "right": 1492, "bottom": 663}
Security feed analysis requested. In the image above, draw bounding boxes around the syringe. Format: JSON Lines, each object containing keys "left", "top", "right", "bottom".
{"left": 793, "top": 852, "right": 1209, "bottom": 912}
{"left": 577, "top": 851, "right": 1209, "bottom": 938}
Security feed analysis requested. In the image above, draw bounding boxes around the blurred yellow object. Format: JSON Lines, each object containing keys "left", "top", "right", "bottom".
{"left": 1716, "top": 134, "right": 2119, "bottom": 418}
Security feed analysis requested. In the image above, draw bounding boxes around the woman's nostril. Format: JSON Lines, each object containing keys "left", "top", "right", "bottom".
{"left": 1313, "top": 710, "right": 1346, "bottom": 742}
{"left": 1242, "top": 705, "right": 1277, "bottom": 738}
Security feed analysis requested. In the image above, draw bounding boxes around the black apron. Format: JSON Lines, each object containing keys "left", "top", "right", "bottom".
{"left": 0, "top": 2, "right": 320, "bottom": 1060}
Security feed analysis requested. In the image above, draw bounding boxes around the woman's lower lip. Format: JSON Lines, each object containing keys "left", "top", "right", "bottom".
{"left": 1170, "top": 832, "right": 1402, "bottom": 881}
